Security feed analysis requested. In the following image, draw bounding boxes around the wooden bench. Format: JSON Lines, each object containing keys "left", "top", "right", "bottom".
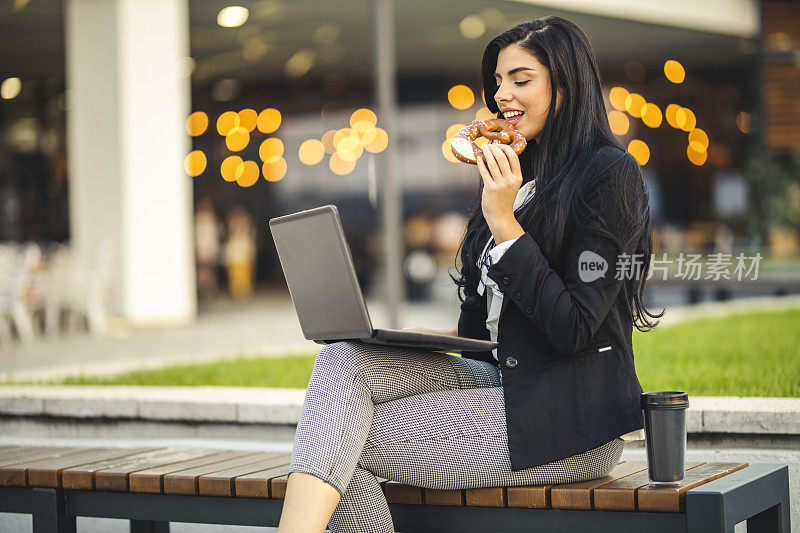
{"left": 0, "top": 445, "right": 790, "bottom": 532}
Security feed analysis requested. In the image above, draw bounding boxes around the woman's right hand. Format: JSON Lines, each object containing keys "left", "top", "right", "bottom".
{"left": 402, "top": 327, "right": 458, "bottom": 337}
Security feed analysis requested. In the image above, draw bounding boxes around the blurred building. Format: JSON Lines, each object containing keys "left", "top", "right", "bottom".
{"left": 0, "top": 0, "right": 797, "bottom": 325}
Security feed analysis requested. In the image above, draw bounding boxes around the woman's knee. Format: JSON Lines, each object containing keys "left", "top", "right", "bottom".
{"left": 314, "top": 340, "right": 369, "bottom": 374}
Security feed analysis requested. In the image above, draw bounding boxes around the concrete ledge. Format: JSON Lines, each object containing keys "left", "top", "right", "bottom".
{"left": 0, "top": 386, "right": 798, "bottom": 435}
{"left": 0, "top": 386, "right": 305, "bottom": 424}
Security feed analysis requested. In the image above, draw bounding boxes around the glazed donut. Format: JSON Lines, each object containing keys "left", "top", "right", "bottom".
{"left": 451, "top": 118, "right": 527, "bottom": 165}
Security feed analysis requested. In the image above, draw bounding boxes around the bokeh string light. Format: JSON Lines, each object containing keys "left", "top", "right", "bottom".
{"left": 186, "top": 112, "right": 208, "bottom": 136}
{"left": 184, "top": 150, "right": 207, "bottom": 177}
{"left": 299, "top": 139, "right": 325, "bottom": 165}
{"left": 236, "top": 161, "right": 260, "bottom": 187}
{"left": 259, "top": 138, "right": 284, "bottom": 164}
{"left": 448, "top": 85, "right": 474, "bottom": 110}
{"left": 607, "top": 110, "right": 629, "bottom": 136}
{"left": 220, "top": 155, "right": 244, "bottom": 182}
{"left": 185, "top": 106, "right": 290, "bottom": 185}
{"left": 263, "top": 158, "right": 288, "bottom": 182}
{"left": 601, "top": 59, "right": 709, "bottom": 167}
{"left": 257, "top": 108, "right": 282, "bottom": 134}
{"left": 292, "top": 108, "right": 388, "bottom": 176}
{"left": 627, "top": 139, "right": 650, "bottom": 166}
{"left": 664, "top": 60, "right": 686, "bottom": 84}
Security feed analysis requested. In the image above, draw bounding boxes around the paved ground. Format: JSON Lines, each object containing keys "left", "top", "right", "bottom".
{"left": 1, "top": 287, "right": 799, "bottom": 382}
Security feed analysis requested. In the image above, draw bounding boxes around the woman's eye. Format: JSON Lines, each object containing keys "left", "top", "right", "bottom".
{"left": 514, "top": 81, "right": 529, "bottom": 86}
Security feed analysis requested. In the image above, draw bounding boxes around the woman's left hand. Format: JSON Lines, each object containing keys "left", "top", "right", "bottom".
{"left": 477, "top": 143, "right": 523, "bottom": 232}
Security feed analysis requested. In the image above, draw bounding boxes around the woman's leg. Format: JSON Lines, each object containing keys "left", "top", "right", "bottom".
{"left": 327, "top": 386, "right": 624, "bottom": 532}
{"left": 279, "top": 340, "right": 500, "bottom": 532}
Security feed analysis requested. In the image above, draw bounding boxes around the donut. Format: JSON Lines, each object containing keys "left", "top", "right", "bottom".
{"left": 450, "top": 118, "right": 527, "bottom": 165}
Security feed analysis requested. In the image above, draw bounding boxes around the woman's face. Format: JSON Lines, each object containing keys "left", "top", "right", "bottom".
{"left": 493, "top": 44, "right": 562, "bottom": 143}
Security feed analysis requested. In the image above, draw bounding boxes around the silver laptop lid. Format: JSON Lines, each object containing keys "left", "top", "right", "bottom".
{"left": 269, "top": 205, "right": 373, "bottom": 341}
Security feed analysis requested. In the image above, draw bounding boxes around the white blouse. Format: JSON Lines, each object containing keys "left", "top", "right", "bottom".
{"left": 474, "top": 178, "right": 644, "bottom": 442}
{"left": 476, "top": 179, "right": 537, "bottom": 362}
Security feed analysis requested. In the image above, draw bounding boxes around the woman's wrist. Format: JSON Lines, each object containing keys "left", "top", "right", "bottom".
{"left": 490, "top": 218, "right": 525, "bottom": 244}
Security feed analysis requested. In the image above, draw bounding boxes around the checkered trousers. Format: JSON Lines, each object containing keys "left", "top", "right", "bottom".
{"left": 289, "top": 340, "right": 624, "bottom": 533}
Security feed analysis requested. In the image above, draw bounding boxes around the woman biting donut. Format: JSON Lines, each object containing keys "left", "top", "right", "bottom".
{"left": 278, "top": 15, "right": 665, "bottom": 533}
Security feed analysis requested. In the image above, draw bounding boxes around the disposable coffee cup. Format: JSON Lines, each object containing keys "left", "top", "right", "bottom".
{"left": 640, "top": 391, "right": 689, "bottom": 485}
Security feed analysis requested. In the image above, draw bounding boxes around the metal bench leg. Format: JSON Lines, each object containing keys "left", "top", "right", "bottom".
{"left": 686, "top": 464, "right": 790, "bottom": 533}
{"left": 747, "top": 504, "right": 782, "bottom": 533}
{"left": 32, "top": 488, "right": 76, "bottom": 533}
{"left": 131, "top": 520, "right": 170, "bottom": 533}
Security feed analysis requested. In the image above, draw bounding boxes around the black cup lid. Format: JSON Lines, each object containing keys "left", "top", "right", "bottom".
{"left": 641, "top": 391, "right": 689, "bottom": 409}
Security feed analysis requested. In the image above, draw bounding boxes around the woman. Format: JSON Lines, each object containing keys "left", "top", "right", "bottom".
{"left": 278, "top": 15, "right": 664, "bottom": 532}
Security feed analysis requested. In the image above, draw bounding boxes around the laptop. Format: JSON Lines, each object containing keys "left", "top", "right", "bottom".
{"left": 269, "top": 205, "right": 497, "bottom": 353}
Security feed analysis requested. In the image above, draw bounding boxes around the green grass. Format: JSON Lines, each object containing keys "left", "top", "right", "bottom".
{"left": 632, "top": 307, "right": 800, "bottom": 397}
{"left": 46, "top": 308, "right": 800, "bottom": 397}
{"left": 58, "top": 355, "right": 316, "bottom": 388}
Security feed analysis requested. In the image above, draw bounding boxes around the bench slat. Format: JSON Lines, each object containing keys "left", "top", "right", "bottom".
{"left": 0, "top": 446, "right": 45, "bottom": 461}
{"left": 507, "top": 484, "right": 550, "bottom": 509}
{"left": 0, "top": 447, "right": 66, "bottom": 466}
{"left": 637, "top": 462, "right": 749, "bottom": 512}
{"left": 270, "top": 475, "right": 289, "bottom": 499}
{"left": 198, "top": 454, "right": 291, "bottom": 497}
{"left": 384, "top": 481, "right": 424, "bottom": 504}
{"left": 27, "top": 448, "right": 156, "bottom": 488}
{"left": 424, "top": 487, "right": 465, "bottom": 506}
{"left": 62, "top": 448, "right": 173, "bottom": 489}
{"left": 95, "top": 449, "right": 216, "bottom": 491}
{"left": 550, "top": 461, "right": 648, "bottom": 510}
{"left": 128, "top": 451, "right": 256, "bottom": 493}
{"left": 0, "top": 448, "right": 104, "bottom": 487}
{"left": 234, "top": 464, "right": 292, "bottom": 498}
{"left": 162, "top": 452, "right": 279, "bottom": 495}
{"left": 465, "top": 487, "right": 505, "bottom": 507}
{"left": 593, "top": 462, "right": 705, "bottom": 511}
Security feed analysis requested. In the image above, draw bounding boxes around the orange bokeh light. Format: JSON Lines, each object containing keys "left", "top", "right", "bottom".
{"left": 221, "top": 155, "right": 244, "bottom": 182}
{"left": 257, "top": 108, "right": 282, "bottom": 134}
{"left": 263, "top": 158, "right": 288, "bottom": 182}
{"left": 299, "top": 139, "right": 325, "bottom": 165}
{"left": 184, "top": 150, "right": 207, "bottom": 177}
{"left": 236, "top": 161, "right": 260, "bottom": 187}
{"left": 186, "top": 112, "right": 209, "bottom": 136}
{"left": 259, "top": 138, "right": 284, "bottom": 164}
{"left": 238, "top": 109, "right": 258, "bottom": 132}
{"left": 448, "top": 85, "right": 475, "bottom": 110}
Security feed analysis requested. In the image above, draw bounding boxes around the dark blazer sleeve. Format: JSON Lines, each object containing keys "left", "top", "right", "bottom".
{"left": 485, "top": 150, "right": 643, "bottom": 359}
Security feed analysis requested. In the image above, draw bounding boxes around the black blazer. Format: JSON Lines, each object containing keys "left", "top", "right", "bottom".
{"left": 458, "top": 146, "right": 646, "bottom": 471}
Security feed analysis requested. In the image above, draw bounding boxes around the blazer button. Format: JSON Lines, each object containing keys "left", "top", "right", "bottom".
{"left": 505, "top": 356, "right": 518, "bottom": 368}
{"left": 513, "top": 292, "right": 522, "bottom": 300}
{"left": 525, "top": 306, "right": 533, "bottom": 314}
{"left": 502, "top": 276, "right": 511, "bottom": 285}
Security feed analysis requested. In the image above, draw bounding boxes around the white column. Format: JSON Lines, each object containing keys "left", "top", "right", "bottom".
{"left": 65, "top": 0, "right": 196, "bottom": 326}
{"left": 374, "top": 0, "right": 404, "bottom": 328}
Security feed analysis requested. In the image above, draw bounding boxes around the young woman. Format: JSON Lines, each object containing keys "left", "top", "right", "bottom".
{"left": 278, "top": 15, "right": 664, "bottom": 533}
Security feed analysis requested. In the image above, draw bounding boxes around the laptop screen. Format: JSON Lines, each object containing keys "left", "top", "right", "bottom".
{"left": 269, "top": 205, "right": 373, "bottom": 341}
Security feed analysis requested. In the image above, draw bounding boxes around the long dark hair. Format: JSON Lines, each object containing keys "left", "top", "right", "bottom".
{"left": 451, "top": 15, "right": 664, "bottom": 332}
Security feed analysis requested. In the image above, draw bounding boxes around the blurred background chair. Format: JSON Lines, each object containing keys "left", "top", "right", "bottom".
{"left": 0, "top": 242, "right": 42, "bottom": 344}
{"left": 0, "top": 240, "right": 114, "bottom": 346}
